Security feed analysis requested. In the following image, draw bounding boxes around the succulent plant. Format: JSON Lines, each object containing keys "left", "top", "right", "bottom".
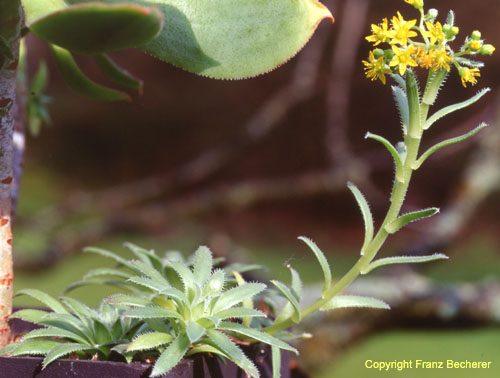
{"left": 2, "top": 290, "right": 144, "bottom": 367}
{"left": 73, "top": 244, "right": 296, "bottom": 377}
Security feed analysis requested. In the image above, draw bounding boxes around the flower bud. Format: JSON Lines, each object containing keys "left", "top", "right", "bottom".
{"left": 428, "top": 8, "right": 438, "bottom": 20}
{"left": 471, "top": 30, "right": 482, "bottom": 40}
{"left": 384, "top": 49, "right": 395, "bottom": 61}
{"left": 470, "top": 40, "right": 481, "bottom": 51}
{"left": 373, "top": 48, "right": 385, "bottom": 59}
{"left": 451, "top": 26, "right": 459, "bottom": 36}
{"left": 480, "top": 44, "right": 495, "bottom": 55}
{"left": 405, "top": 0, "right": 424, "bottom": 9}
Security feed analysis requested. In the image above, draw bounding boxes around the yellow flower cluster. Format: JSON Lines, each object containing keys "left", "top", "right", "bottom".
{"left": 363, "top": 1, "right": 494, "bottom": 87}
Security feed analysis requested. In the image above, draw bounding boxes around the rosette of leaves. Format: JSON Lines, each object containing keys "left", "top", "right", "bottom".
{"left": 1, "top": 290, "right": 144, "bottom": 367}
{"left": 95, "top": 246, "right": 296, "bottom": 377}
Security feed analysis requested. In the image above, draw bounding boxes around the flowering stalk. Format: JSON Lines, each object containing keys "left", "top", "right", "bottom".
{"left": 265, "top": 0, "right": 494, "bottom": 336}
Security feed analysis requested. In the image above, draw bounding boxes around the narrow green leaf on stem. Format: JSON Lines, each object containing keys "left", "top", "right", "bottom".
{"left": 385, "top": 207, "right": 440, "bottom": 234}
{"left": 320, "top": 295, "right": 390, "bottom": 311}
{"left": 347, "top": 182, "right": 374, "bottom": 255}
{"left": 422, "top": 68, "right": 448, "bottom": 106}
{"left": 95, "top": 54, "right": 143, "bottom": 93}
{"left": 424, "top": 88, "right": 491, "bottom": 130}
{"left": 406, "top": 70, "right": 421, "bottom": 137}
{"left": 50, "top": 45, "right": 130, "bottom": 101}
{"left": 365, "top": 133, "right": 405, "bottom": 183}
{"left": 298, "top": 237, "right": 331, "bottom": 295}
{"left": 127, "top": 332, "right": 173, "bottom": 352}
{"left": 272, "top": 280, "right": 301, "bottom": 323}
{"left": 413, "top": 123, "right": 488, "bottom": 170}
{"left": 392, "top": 86, "right": 409, "bottom": 135}
{"left": 361, "top": 254, "right": 449, "bottom": 275}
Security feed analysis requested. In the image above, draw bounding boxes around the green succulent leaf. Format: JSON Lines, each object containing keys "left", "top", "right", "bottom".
{"left": 9, "top": 340, "right": 60, "bottom": 357}
{"left": 93, "top": 319, "right": 113, "bottom": 345}
{"left": 65, "top": 278, "right": 138, "bottom": 293}
{"left": 151, "top": 332, "right": 190, "bottom": 377}
{"left": 206, "top": 329, "right": 260, "bottom": 378}
{"left": 129, "top": 260, "right": 171, "bottom": 288}
{"left": 424, "top": 88, "right": 491, "bottom": 130}
{"left": 50, "top": 45, "right": 130, "bottom": 101}
{"left": 83, "top": 247, "right": 140, "bottom": 273}
{"left": 99, "top": 0, "right": 333, "bottom": 79}
{"left": 385, "top": 207, "right": 440, "bottom": 234}
{"left": 22, "top": 327, "right": 89, "bottom": 345}
{"left": 105, "top": 294, "right": 151, "bottom": 307}
{"left": 272, "top": 345, "right": 281, "bottom": 378}
{"left": 219, "top": 321, "right": 297, "bottom": 354}
{"left": 214, "top": 308, "right": 266, "bottom": 320}
{"left": 361, "top": 254, "right": 449, "bottom": 275}
{"left": 232, "top": 271, "right": 253, "bottom": 327}
{"left": 38, "top": 313, "right": 91, "bottom": 343}
{"left": 0, "top": 341, "right": 21, "bottom": 356}
{"left": 413, "top": 123, "right": 488, "bottom": 170}
{"left": 128, "top": 276, "right": 169, "bottom": 292}
{"left": 192, "top": 246, "right": 213, "bottom": 286}
{"left": 125, "top": 306, "right": 181, "bottom": 320}
{"left": 124, "top": 242, "right": 163, "bottom": 271}
{"left": 320, "top": 295, "right": 390, "bottom": 311}
{"left": 83, "top": 268, "right": 132, "bottom": 280}
{"left": 127, "top": 331, "right": 174, "bottom": 352}
{"left": 213, "top": 283, "right": 266, "bottom": 314}
{"left": 15, "top": 289, "right": 68, "bottom": 313}
{"left": 203, "top": 270, "right": 226, "bottom": 297}
{"left": 365, "top": 132, "right": 405, "bottom": 183}
{"left": 347, "top": 182, "right": 374, "bottom": 256}
{"left": 23, "top": 1, "right": 163, "bottom": 55}
{"left": 43, "top": 343, "right": 93, "bottom": 368}
{"left": 95, "top": 53, "right": 142, "bottom": 92}
{"left": 9, "top": 309, "right": 50, "bottom": 324}
{"left": 186, "top": 321, "right": 206, "bottom": 343}
{"left": 60, "top": 297, "right": 97, "bottom": 323}
{"left": 298, "top": 237, "right": 331, "bottom": 296}
{"left": 272, "top": 280, "right": 301, "bottom": 323}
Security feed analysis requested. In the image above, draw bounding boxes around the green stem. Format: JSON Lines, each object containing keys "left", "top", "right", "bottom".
{"left": 264, "top": 79, "right": 434, "bottom": 336}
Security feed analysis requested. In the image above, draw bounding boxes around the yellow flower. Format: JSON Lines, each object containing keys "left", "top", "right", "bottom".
{"left": 431, "top": 47, "right": 453, "bottom": 71}
{"left": 390, "top": 12, "right": 418, "bottom": 47}
{"left": 418, "top": 50, "right": 434, "bottom": 69}
{"left": 389, "top": 45, "right": 418, "bottom": 75}
{"left": 366, "top": 18, "right": 394, "bottom": 46}
{"left": 460, "top": 67, "right": 480, "bottom": 87}
{"left": 404, "top": 0, "right": 424, "bottom": 9}
{"left": 423, "top": 22, "right": 445, "bottom": 44}
{"left": 363, "top": 51, "right": 391, "bottom": 84}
